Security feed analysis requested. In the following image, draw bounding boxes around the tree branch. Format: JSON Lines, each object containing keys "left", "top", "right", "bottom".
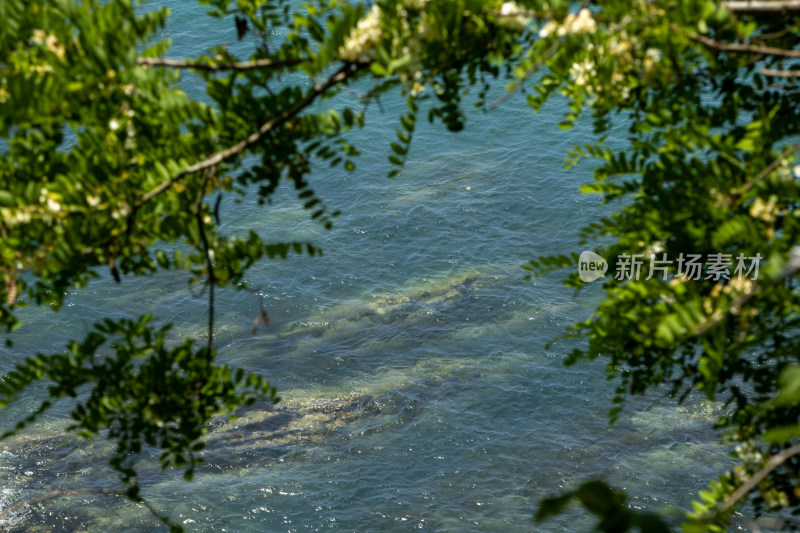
{"left": 694, "top": 244, "right": 800, "bottom": 335}
{"left": 688, "top": 31, "right": 800, "bottom": 58}
{"left": 490, "top": 37, "right": 562, "bottom": 109}
{"left": 705, "top": 442, "right": 800, "bottom": 519}
{"left": 723, "top": 1, "right": 800, "bottom": 13}
{"left": 135, "top": 61, "right": 368, "bottom": 209}
{"left": 136, "top": 56, "right": 306, "bottom": 71}
{"left": 194, "top": 165, "right": 216, "bottom": 363}
{"left": 739, "top": 139, "right": 800, "bottom": 196}
{"left": 761, "top": 67, "right": 800, "bottom": 77}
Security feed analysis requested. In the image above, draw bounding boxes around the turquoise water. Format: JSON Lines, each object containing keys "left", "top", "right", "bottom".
{"left": 0, "top": 3, "right": 734, "bottom": 531}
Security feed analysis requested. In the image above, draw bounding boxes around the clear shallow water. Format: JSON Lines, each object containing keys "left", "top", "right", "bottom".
{"left": 0, "top": 3, "right": 733, "bottom": 531}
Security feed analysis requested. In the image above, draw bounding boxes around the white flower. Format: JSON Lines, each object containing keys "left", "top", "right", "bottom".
{"left": 644, "top": 241, "right": 665, "bottom": 255}
{"left": 87, "top": 195, "right": 101, "bottom": 207}
{"left": 538, "top": 20, "right": 558, "bottom": 38}
{"left": 643, "top": 47, "right": 661, "bottom": 77}
{"left": 569, "top": 59, "right": 595, "bottom": 86}
{"left": 608, "top": 37, "right": 632, "bottom": 57}
{"left": 0, "top": 208, "right": 12, "bottom": 226}
{"left": 497, "top": 2, "right": 531, "bottom": 32}
{"left": 570, "top": 8, "right": 596, "bottom": 34}
{"left": 750, "top": 196, "right": 778, "bottom": 223}
{"left": 31, "top": 29, "right": 46, "bottom": 44}
{"left": 31, "top": 64, "right": 53, "bottom": 75}
{"left": 109, "top": 118, "right": 121, "bottom": 131}
{"left": 39, "top": 188, "right": 62, "bottom": 213}
{"left": 339, "top": 5, "right": 382, "bottom": 61}
{"left": 46, "top": 197, "right": 61, "bottom": 213}
{"left": 552, "top": 8, "right": 597, "bottom": 37}
{"left": 645, "top": 48, "right": 662, "bottom": 63}
{"left": 1, "top": 208, "right": 32, "bottom": 227}
{"left": 45, "top": 34, "right": 65, "bottom": 61}
{"left": 727, "top": 277, "right": 754, "bottom": 294}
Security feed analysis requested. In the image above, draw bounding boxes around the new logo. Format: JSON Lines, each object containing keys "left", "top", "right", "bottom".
{"left": 578, "top": 251, "right": 607, "bottom": 282}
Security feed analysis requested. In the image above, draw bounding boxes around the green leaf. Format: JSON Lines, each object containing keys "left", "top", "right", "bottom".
{"left": 535, "top": 493, "right": 575, "bottom": 522}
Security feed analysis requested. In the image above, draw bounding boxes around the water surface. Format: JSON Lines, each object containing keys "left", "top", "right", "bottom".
{"left": 0, "top": 3, "right": 732, "bottom": 531}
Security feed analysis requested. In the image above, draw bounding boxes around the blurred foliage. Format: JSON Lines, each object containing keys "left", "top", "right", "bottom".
{"left": 4, "top": 0, "right": 800, "bottom": 530}
{"left": 519, "top": 0, "right": 800, "bottom": 531}
{"left": 536, "top": 481, "right": 671, "bottom": 533}
{"left": 0, "top": 0, "right": 532, "bottom": 527}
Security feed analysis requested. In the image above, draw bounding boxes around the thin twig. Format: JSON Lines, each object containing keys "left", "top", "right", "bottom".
{"left": 739, "top": 139, "right": 800, "bottom": 196}
{"left": 80, "top": 62, "right": 368, "bottom": 258}
{"left": 694, "top": 246, "right": 800, "bottom": 335}
{"left": 490, "top": 38, "right": 562, "bottom": 109}
{"left": 759, "top": 26, "right": 798, "bottom": 40}
{"left": 136, "top": 56, "right": 306, "bottom": 72}
{"left": 136, "top": 62, "right": 368, "bottom": 209}
{"left": 761, "top": 67, "right": 800, "bottom": 78}
{"left": 194, "top": 165, "right": 216, "bottom": 362}
{"left": 135, "top": 495, "right": 177, "bottom": 529}
{"left": 704, "top": 442, "right": 800, "bottom": 518}
{"left": 688, "top": 31, "right": 800, "bottom": 58}
{"left": 723, "top": 1, "right": 800, "bottom": 13}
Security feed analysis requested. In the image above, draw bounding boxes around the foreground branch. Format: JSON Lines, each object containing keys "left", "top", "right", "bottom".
{"left": 194, "top": 165, "right": 216, "bottom": 362}
{"left": 707, "top": 442, "right": 800, "bottom": 518}
{"left": 695, "top": 244, "right": 800, "bottom": 335}
{"left": 761, "top": 67, "right": 800, "bottom": 78}
{"left": 741, "top": 139, "right": 800, "bottom": 195}
{"left": 136, "top": 61, "right": 368, "bottom": 208}
{"left": 490, "top": 37, "right": 563, "bottom": 109}
{"left": 723, "top": 1, "right": 800, "bottom": 13}
{"left": 136, "top": 56, "right": 306, "bottom": 71}
{"left": 689, "top": 31, "right": 800, "bottom": 58}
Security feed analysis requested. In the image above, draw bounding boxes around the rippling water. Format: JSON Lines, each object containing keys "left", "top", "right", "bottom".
{"left": 0, "top": 3, "right": 733, "bottom": 531}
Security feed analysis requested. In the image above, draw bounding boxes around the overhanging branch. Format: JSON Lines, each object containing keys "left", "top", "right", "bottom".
{"left": 136, "top": 56, "right": 307, "bottom": 71}
{"left": 694, "top": 243, "right": 800, "bottom": 336}
{"left": 761, "top": 67, "right": 800, "bottom": 77}
{"left": 136, "top": 61, "right": 369, "bottom": 209}
{"left": 689, "top": 31, "right": 800, "bottom": 58}
{"left": 705, "top": 442, "right": 800, "bottom": 519}
{"left": 723, "top": 1, "right": 800, "bottom": 13}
